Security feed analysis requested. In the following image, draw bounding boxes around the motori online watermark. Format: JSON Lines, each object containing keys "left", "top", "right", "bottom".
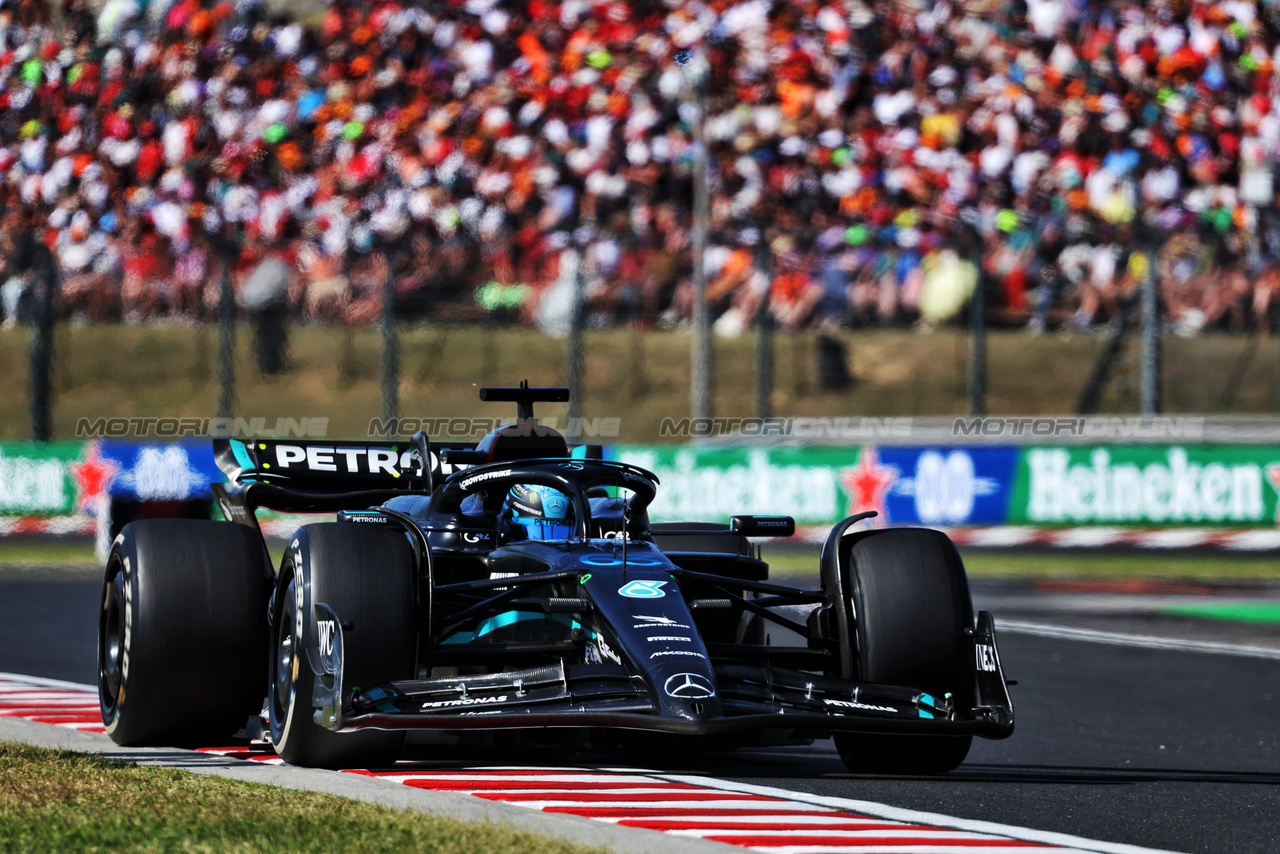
{"left": 952, "top": 416, "right": 1206, "bottom": 440}
{"left": 77, "top": 416, "right": 330, "bottom": 439}
{"left": 658, "top": 417, "right": 914, "bottom": 439}
{"left": 369, "top": 416, "right": 621, "bottom": 439}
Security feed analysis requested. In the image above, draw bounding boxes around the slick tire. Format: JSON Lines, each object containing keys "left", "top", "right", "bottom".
{"left": 99, "top": 520, "right": 269, "bottom": 746}
{"left": 832, "top": 527, "right": 974, "bottom": 775}
{"left": 268, "top": 523, "right": 416, "bottom": 769}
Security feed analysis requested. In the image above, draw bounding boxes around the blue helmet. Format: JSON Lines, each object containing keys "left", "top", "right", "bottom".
{"left": 504, "top": 483, "right": 575, "bottom": 541}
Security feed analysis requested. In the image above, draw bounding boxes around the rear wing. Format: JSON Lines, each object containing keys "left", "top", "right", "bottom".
{"left": 211, "top": 436, "right": 605, "bottom": 526}
{"left": 213, "top": 438, "right": 478, "bottom": 492}
{"left": 211, "top": 437, "right": 479, "bottom": 525}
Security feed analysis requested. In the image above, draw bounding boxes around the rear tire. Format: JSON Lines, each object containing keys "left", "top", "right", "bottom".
{"left": 832, "top": 528, "right": 974, "bottom": 775}
{"left": 268, "top": 523, "right": 416, "bottom": 769}
{"left": 99, "top": 520, "right": 269, "bottom": 746}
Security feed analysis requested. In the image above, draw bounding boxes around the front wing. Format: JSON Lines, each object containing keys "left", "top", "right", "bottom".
{"left": 309, "top": 607, "right": 1014, "bottom": 740}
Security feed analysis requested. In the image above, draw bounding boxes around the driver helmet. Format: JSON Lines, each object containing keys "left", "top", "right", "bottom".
{"left": 503, "top": 483, "right": 575, "bottom": 541}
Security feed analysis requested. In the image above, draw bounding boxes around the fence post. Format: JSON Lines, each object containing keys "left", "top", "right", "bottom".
{"left": 688, "top": 54, "right": 712, "bottom": 421}
{"left": 565, "top": 246, "right": 585, "bottom": 425}
{"left": 1140, "top": 230, "right": 1161, "bottom": 415}
{"left": 29, "top": 247, "right": 57, "bottom": 441}
{"left": 754, "top": 238, "right": 773, "bottom": 419}
{"left": 381, "top": 251, "right": 399, "bottom": 424}
{"left": 967, "top": 259, "right": 986, "bottom": 417}
{"left": 216, "top": 235, "right": 236, "bottom": 420}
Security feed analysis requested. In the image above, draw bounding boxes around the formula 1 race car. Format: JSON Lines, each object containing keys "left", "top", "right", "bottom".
{"left": 97, "top": 383, "right": 1013, "bottom": 772}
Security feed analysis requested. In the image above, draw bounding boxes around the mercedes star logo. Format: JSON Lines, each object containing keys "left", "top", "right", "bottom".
{"left": 664, "top": 672, "right": 715, "bottom": 699}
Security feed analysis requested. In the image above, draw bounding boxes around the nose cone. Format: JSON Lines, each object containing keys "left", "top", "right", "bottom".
{"left": 658, "top": 671, "right": 723, "bottom": 719}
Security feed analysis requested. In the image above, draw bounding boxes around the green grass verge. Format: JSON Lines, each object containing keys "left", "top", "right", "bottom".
{"left": 3, "top": 324, "right": 1279, "bottom": 442}
{"left": 0, "top": 742, "right": 604, "bottom": 854}
{"left": 0, "top": 540, "right": 98, "bottom": 567}
{"left": 1160, "top": 603, "right": 1280, "bottom": 624}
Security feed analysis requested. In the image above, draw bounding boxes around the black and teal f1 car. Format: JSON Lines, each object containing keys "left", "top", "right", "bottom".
{"left": 97, "top": 384, "right": 1013, "bottom": 772}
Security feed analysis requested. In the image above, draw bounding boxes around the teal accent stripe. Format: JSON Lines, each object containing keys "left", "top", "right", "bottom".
{"left": 231, "top": 440, "right": 257, "bottom": 480}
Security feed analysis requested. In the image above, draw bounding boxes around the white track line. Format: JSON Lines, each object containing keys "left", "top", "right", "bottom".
{"left": 998, "top": 620, "right": 1280, "bottom": 660}
{"left": 653, "top": 776, "right": 1187, "bottom": 854}
{"left": 0, "top": 674, "right": 96, "bottom": 692}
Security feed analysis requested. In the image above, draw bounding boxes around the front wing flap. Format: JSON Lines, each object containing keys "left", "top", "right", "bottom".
{"left": 319, "top": 653, "right": 1013, "bottom": 740}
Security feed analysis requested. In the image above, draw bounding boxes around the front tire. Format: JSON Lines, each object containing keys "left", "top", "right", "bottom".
{"left": 832, "top": 527, "right": 974, "bottom": 775}
{"left": 99, "top": 520, "right": 269, "bottom": 746}
{"left": 268, "top": 523, "right": 416, "bottom": 769}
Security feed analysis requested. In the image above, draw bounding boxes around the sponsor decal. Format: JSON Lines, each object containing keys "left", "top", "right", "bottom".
{"left": 459, "top": 468, "right": 515, "bottom": 490}
{"left": 602, "top": 529, "right": 630, "bottom": 540}
{"left": 664, "top": 672, "right": 715, "bottom": 699}
{"left": 976, "top": 643, "right": 997, "bottom": 672}
{"left": 645, "top": 635, "right": 692, "bottom": 642}
{"left": 581, "top": 555, "right": 664, "bottom": 567}
{"left": 292, "top": 539, "right": 305, "bottom": 641}
{"left": 619, "top": 580, "right": 668, "bottom": 598}
{"left": 633, "top": 615, "right": 689, "bottom": 629}
{"left": 650, "top": 650, "right": 705, "bottom": 659}
{"left": 824, "top": 698, "right": 898, "bottom": 713}
{"left": 121, "top": 556, "right": 133, "bottom": 682}
{"left": 421, "top": 695, "right": 509, "bottom": 709}
{"left": 586, "top": 635, "right": 622, "bottom": 665}
{"left": 344, "top": 514, "right": 386, "bottom": 523}
{"left": 317, "top": 620, "right": 336, "bottom": 656}
{"left": 272, "top": 444, "right": 404, "bottom": 476}
{"left": 558, "top": 462, "right": 584, "bottom": 471}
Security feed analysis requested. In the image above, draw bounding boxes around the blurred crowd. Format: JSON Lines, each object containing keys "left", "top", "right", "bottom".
{"left": 2, "top": 0, "right": 1280, "bottom": 336}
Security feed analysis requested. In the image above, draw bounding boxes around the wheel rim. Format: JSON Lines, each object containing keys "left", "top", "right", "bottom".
{"left": 99, "top": 563, "right": 126, "bottom": 714}
{"left": 270, "top": 577, "right": 298, "bottom": 730}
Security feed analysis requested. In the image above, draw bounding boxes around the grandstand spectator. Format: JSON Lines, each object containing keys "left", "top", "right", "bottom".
{"left": 1, "top": 0, "right": 1280, "bottom": 337}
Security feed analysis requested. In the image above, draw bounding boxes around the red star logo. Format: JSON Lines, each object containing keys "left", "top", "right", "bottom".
{"left": 1267, "top": 464, "right": 1280, "bottom": 525}
{"left": 69, "top": 441, "right": 119, "bottom": 514}
{"left": 839, "top": 446, "right": 897, "bottom": 525}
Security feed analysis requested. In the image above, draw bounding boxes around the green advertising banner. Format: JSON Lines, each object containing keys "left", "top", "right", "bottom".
{"left": 0, "top": 442, "right": 88, "bottom": 516}
{"left": 615, "top": 446, "right": 861, "bottom": 526}
{"left": 1010, "top": 445, "right": 1280, "bottom": 527}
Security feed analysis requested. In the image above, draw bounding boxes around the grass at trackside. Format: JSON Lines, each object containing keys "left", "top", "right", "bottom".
{"left": 0, "top": 540, "right": 98, "bottom": 567}
{"left": 1161, "top": 603, "right": 1280, "bottom": 623}
{"left": 956, "top": 550, "right": 1280, "bottom": 581}
{"left": 0, "top": 742, "right": 604, "bottom": 854}
{"left": 762, "top": 546, "right": 1280, "bottom": 582}
{"left": 2, "top": 324, "right": 1279, "bottom": 442}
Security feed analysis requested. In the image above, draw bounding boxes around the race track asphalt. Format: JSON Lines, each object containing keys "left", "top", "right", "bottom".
{"left": 2, "top": 566, "right": 1277, "bottom": 854}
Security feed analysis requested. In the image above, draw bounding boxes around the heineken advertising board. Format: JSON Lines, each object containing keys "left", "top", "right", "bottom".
{"left": 614, "top": 444, "right": 1280, "bottom": 528}
{"left": 614, "top": 445, "right": 1020, "bottom": 527}
{"left": 0, "top": 442, "right": 84, "bottom": 515}
{"left": 0, "top": 440, "right": 219, "bottom": 517}
{"left": 1011, "top": 446, "right": 1280, "bottom": 526}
